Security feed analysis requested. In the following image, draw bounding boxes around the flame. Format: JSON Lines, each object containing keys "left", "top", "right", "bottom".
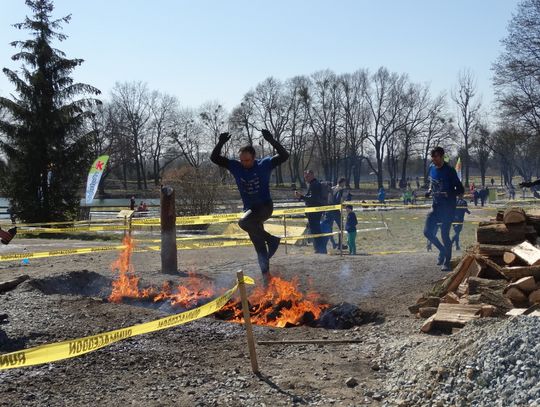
{"left": 108, "top": 237, "right": 215, "bottom": 307}
{"left": 109, "top": 235, "right": 139, "bottom": 303}
{"left": 108, "top": 239, "right": 327, "bottom": 327}
{"left": 221, "top": 276, "right": 328, "bottom": 328}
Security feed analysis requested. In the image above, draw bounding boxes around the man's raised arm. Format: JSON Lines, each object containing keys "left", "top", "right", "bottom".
{"left": 262, "top": 129, "right": 289, "bottom": 168}
{"left": 210, "top": 132, "right": 231, "bottom": 168}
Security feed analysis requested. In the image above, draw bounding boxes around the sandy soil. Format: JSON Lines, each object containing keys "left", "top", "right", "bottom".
{"left": 0, "top": 238, "right": 462, "bottom": 406}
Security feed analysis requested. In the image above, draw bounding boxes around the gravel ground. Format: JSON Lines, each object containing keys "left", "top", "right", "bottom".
{"left": 0, "top": 238, "right": 536, "bottom": 406}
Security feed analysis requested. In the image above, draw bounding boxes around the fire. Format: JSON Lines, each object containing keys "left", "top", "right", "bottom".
{"left": 109, "top": 235, "right": 139, "bottom": 303}
{"left": 109, "top": 238, "right": 328, "bottom": 328}
{"left": 108, "top": 236, "right": 216, "bottom": 307}
{"left": 220, "top": 275, "right": 329, "bottom": 328}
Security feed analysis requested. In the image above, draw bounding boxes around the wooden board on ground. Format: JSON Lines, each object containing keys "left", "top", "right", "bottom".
{"left": 510, "top": 241, "right": 540, "bottom": 266}
{"left": 421, "top": 303, "right": 483, "bottom": 333}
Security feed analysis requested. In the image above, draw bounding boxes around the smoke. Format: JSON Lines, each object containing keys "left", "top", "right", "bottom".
{"left": 338, "top": 262, "right": 377, "bottom": 300}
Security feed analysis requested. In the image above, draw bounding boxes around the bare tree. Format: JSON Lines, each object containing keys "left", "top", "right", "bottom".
{"left": 452, "top": 69, "right": 481, "bottom": 187}
{"left": 364, "top": 67, "right": 407, "bottom": 189}
{"left": 418, "top": 94, "right": 452, "bottom": 185}
{"left": 111, "top": 81, "right": 152, "bottom": 190}
{"left": 493, "top": 0, "right": 540, "bottom": 134}
{"left": 170, "top": 108, "right": 204, "bottom": 167}
{"left": 147, "top": 91, "right": 181, "bottom": 184}
{"left": 472, "top": 122, "right": 492, "bottom": 186}
{"left": 339, "top": 70, "right": 370, "bottom": 188}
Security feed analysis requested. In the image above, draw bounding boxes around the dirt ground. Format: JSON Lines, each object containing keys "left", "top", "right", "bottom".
{"left": 0, "top": 234, "right": 462, "bottom": 407}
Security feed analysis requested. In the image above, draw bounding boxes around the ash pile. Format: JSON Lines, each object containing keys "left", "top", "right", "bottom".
{"left": 412, "top": 207, "right": 540, "bottom": 333}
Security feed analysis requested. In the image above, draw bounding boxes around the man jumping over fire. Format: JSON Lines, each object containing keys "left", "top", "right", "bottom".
{"left": 211, "top": 129, "right": 289, "bottom": 281}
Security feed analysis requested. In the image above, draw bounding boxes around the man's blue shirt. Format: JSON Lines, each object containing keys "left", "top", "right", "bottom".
{"left": 428, "top": 163, "right": 464, "bottom": 207}
{"left": 227, "top": 157, "right": 273, "bottom": 210}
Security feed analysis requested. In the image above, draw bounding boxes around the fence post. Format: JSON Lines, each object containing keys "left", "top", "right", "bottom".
{"left": 161, "top": 185, "right": 178, "bottom": 275}
{"left": 236, "top": 270, "right": 259, "bottom": 374}
{"left": 283, "top": 215, "right": 288, "bottom": 255}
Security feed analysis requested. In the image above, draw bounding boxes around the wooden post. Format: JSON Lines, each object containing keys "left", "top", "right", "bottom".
{"left": 161, "top": 185, "right": 178, "bottom": 275}
{"left": 236, "top": 270, "right": 259, "bottom": 374}
{"left": 283, "top": 215, "right": 288, "bottom": 255}
{"left": 340, "top": 205, "right": 345, "bottom": 257}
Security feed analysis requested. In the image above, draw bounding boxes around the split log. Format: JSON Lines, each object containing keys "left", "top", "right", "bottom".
{"left": 475, "top": 256, "right": 507, "bottom": 280}
{"left": 501, "top": 265, "right": 540, "bottom": 281}
{"left": 468, "top": 277, "right": 508, "bottom": 295}
{"left": 505, "top": 287, "right": 528, "bottom": 307}
{"left": 430, "top": 255, "right": 475, "bottom": 297}
{"left": 503, "top": 252, "right": 517, "bottom": 265}
{"left": 0, "top": 275, "right": 29, "bottom": 294}
{"left": 409, "top": 296, "right": 440, "bottom": 314}
{"left": 510, "top": 241, "right": 540, "bottom": 266}
{"left": 529, "top": 289, "right": 540, "bottom": 304}
{"left": 505, "top": 276, "right": 537, "bottom": 294}
{"left": 419, "top": 307, "right": 438, "bottom": 318}
{"left": 503, "top": 207, "right": 527, "bottom": 225}
{"left": 476, "top": 223, "right": 526, "bottom": 245}
{"left": 480, "top": 305, "right": 497, "bottom": 317}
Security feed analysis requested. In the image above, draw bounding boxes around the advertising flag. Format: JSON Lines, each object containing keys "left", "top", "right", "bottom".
{"left": 85, "top": 155, "right": 109, "bottom": 205}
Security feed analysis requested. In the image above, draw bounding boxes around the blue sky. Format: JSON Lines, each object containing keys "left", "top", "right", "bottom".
{"left": 0, "top": 0, "right": 519, "bottom": 113}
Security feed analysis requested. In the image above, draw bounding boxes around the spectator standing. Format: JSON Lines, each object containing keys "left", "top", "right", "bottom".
{"left": 345, "top": 205, "right": 358, "bottom": 255}
{"left": 295, "top": 170, "right": 327, "bottom": 254}
{"left": 451, "top": 196, "right": 471, "bottom": 251}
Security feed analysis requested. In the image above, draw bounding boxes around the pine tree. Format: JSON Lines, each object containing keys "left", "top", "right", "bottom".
{"left": 0, "top": 0, "right": 101, "bottom": 222}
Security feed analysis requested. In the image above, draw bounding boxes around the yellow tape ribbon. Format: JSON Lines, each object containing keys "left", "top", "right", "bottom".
{"left": 0, "top": 276, "right": 254, "bottom": 370}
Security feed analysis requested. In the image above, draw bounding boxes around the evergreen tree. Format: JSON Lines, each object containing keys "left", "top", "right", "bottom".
{"left": 0, "top": 0, "right": 101, "bottom": 222}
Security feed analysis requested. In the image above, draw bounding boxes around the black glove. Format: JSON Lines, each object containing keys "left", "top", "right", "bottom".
{"left": 261, "top": 129, "right": 273, "bottom": 141}
{"left": 218, "top": 132, "right": 231, "bottom": 143}
{"left": 520, "top": 181, "right": 532, "bottom": 188}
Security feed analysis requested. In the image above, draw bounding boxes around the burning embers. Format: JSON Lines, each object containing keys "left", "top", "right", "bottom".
{"left": 216, "top": 277, "right": 328, "bottom": 328}
{"left": 109, "top": 236, "right": 373, "bottom": 329}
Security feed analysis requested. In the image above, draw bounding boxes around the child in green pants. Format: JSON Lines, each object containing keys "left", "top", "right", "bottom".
{"left": 345, "top": 205, "right": 357, "bottom": 255}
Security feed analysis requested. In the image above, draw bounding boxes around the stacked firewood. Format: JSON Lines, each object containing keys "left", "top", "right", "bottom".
{"left": 411, "top": 207, "right": 540, "bottom": 333}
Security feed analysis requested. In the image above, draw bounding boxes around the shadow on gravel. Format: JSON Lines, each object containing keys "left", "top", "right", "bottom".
{"left": 256, "top": 373, "right": 308, "bottom": 405}
{"left": 28, "top": 270, "right": 112, "bottom": 297}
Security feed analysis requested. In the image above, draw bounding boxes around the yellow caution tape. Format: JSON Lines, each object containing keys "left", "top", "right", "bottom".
{"left": 0, "top": 276, "right": 254, "bottom": 370}
{"left": 0, "top": 245, "right": 125, "bottom": 262}
{"left": 18, "top": 225, "right": 128, "bottom": 234}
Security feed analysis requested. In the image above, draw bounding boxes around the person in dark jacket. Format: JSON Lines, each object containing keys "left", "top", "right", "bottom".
{"left": 451, "top": 196, "right": 471, "bottom": 251}
{"left": 424, "top": 146, "right": 465, "bottom": 271}
{"left": 345, "top": 205, "right": 358, "bottom": 255}
{"left": 211, "top": 129, "right": 289, "bottom": 277}
{"left": 295, "top": 170, "right": 327, "bottom": 254}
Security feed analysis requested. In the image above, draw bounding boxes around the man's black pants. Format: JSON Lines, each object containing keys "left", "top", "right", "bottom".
{"left": 307, "top": 211, "right": 326, "bottom": 254}
{"left": 238, "top": 202, "right": 275, "bottom": 274}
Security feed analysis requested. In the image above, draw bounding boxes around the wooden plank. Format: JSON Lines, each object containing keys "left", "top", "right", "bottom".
{"left": 506, "top": 308, "right": 528, "bottom": 316}
{"left": 510, "top": 241, "right": 540, "bottom": 266}
{"left": 440, "top": 292, "right": 460, "bottom": 304}
{"left": 431, "top": 303, "right": 483, "bottom": 325}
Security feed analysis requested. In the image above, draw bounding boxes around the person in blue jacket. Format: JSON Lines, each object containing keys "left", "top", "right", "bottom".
{"left": 211, "top": 129, "right": 289, "bottom": 278}
{"left": 424, "top": 147, "right": 465, "bottom": 271}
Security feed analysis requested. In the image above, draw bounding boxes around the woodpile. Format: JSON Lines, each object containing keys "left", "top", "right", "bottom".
{"left": 413, "top": 207, "right": 540, "bottom": 333}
